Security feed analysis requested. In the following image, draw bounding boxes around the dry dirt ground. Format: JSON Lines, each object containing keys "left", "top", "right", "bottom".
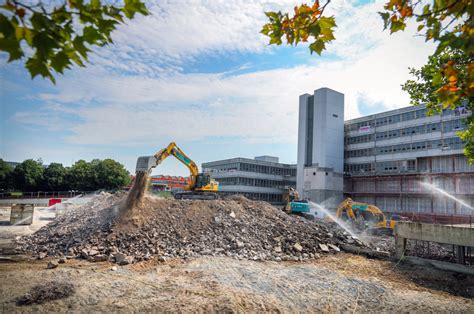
{"left": 1, "top": 253, "right": 473, "bottom": 312}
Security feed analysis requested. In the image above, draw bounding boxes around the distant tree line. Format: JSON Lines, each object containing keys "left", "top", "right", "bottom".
{"left": 0, "top": 158, "right": 131, "bottom": 192}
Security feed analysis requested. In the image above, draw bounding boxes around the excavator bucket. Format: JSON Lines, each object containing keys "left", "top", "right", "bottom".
{"left": 135, "top": 155, "right": 157, "bottom": 173}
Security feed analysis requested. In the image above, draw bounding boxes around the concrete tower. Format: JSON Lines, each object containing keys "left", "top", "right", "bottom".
{"left": 297, "top": 87, "right": 344, "bottom": 209}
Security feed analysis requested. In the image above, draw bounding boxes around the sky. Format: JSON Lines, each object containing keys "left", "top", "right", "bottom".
{"left": 0, "top": 0, "right": 436, "bottom": 176}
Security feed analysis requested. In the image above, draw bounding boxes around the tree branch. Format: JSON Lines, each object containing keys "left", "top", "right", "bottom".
{"left": 413, "top": 0, "right": 462, "bottom": 18}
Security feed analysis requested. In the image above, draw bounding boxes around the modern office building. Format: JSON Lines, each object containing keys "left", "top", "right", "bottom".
{"left": 202, "top": 156, "right": 296, "bottom": 204}
{"left": 343, "top": 104, "right": 473, "bottom": 222}
{"left": 297, "top": 88, "right": 345, "bottom": 209}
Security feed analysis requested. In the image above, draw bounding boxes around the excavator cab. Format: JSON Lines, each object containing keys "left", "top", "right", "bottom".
{"left": 195, "top": 173, "right": 211, "bottom": 188}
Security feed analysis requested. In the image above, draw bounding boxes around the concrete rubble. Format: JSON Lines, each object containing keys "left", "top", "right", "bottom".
{"left": 15, "top": 193, "right": 366, "bottom": 264}
{"left": 369, "top": 235, "right": 457, "bottom": 263}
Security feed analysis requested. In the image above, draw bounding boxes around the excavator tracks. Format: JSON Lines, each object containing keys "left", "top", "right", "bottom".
{"left": 174, "top": 192, "right": 219, "bottom": 200}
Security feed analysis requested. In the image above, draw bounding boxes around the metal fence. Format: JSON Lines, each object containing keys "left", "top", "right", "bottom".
{"left": 0, "top": 191, "right": 94, "bottom": 199}
{"left": 387, "top": 211, "right": 473, "bottom": 227}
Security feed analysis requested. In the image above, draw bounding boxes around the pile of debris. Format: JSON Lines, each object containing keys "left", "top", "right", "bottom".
{"left": 16, "top": 193, "right": 366, "bottom": 264}
{"left": 16, "top": 281, "right": 75, "bottom": 306}
{"left": 369, "top": 235, "right": 456, "bottom": 262}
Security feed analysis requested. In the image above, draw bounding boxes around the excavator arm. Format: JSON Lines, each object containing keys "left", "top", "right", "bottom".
{"left": 135, "top": 142, "right": 200, "bottom": 189}
{"left": 335, "top": 198, "right": 393, "bottom": 235}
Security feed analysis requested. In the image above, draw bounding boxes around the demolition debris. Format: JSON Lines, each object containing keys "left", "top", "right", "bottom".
{"left": 15, "top": 281, "right": 75, "bottom": 306}
{"left": 16, "top": 193, "right": 365, "bottom": 264}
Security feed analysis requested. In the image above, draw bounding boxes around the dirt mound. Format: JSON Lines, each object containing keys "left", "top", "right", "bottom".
{"left": 16, "top": 193, "right": 365, "bottom": 264}
{"left": 15, "top": 281, "right": 75, "bottom": 306}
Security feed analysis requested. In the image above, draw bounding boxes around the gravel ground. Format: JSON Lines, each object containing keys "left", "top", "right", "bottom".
{"left": 0, "top": 254, "right": 472, "bottom": 312}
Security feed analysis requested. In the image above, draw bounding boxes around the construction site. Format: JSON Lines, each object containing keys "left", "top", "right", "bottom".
{"left": 1, "top": 88, "right": 473, "bottom": 311}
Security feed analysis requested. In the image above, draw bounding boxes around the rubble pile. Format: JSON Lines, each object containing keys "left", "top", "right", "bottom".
{"left": 18, "top": 190, "right": 456, "bottom": 265}
{"left": 16, "top": 193, "right": 365, "bottom": 264}
{"left": 369, "top": 235, "right": 456, "bottom": 262}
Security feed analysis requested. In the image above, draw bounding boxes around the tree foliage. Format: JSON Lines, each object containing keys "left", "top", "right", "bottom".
{"left": 0, "top": 0, "right": 148, "bottom": 83}
{"left": 262, "top": 0, "right": 473, "bottom": 159}
{"left": 0, "top": 159, "right": 14, "bottom": 190}
{"left": 42, "top": 162, "right": 68, "bottom": 191}
{"left": 402, "top": 49, "right": 473, "bottom": 162}
{"left": 94, "top": 158, "right": 131, "bottom": 190}
{"left": 67, "top": 159, "right": 97, "bottom": 190}
{"left": 261, "top": 1, "right": 335, "bottom": 55}
{"left": 379, "top": 0, "right": 473, "bottom": 108}
{"left": 1, "top": 158, "right": 131, "bottom": 192}
{"left": 11, "top": 159, "right": 44, "bottom": 192}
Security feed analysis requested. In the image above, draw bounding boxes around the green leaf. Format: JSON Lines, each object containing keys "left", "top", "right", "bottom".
{"left": 390, "top": 20, "right": 406, "bottom": 33}
{"left": 309, "top": 40, "right": 325, "bottom": 55}
{"left": 30, "top": 12, "right": 53, "bottom": 30}
{"left": 91, "top": 0, "right": 101, "bottom": 10}
{"left": 50, "top": 51, "right": 71, "bottom": 74}
{"left": 435, "top": 40, "right": 450, "bottom": 55}
{"left": 65, "top": 50, "right": 85, "bottom": 67}
{"left": 0, "top": 38, "right": 23, "bottom": 61}
{"left": 265, "top": 11, "right": 279, "bottom": 20}
{"left": 52, "top": 5, "right": 72, "bottom": 24}
{"left": 25, "top": 56, "right": 54, "bottom": 83}
{"left": 83, "top": 26, "right": 103, "bottom": 44}
{"left": 318, "top": 16, "right": 336, "bottom": 29}
{"left": 379, "top": 12, "right": 390, "bottom": 29}
{"left": 32, "top": 32, "right": 59, "bottom": 57}
{"left": 73, "top": 37, "right": 90, "bottom": 58}
{"left": 269, "top": 35, "right": 282, "bottom": 45}
{"left": 432, "top": 71, "right": 442, "bottom": 85}
{"left": 0, "top": 14, "right": 15, "bottom": 37}
{"left": 14, "top": 26, "right": 33, "bottom": 46}
{"left": 124, "top": 0, "right": 149, "bottom": 19}
{"left": 320, "top": 25, "right": 335, "bottom": 41}
{"left": 422, "top": 4, "right": 431, "bottom": 15}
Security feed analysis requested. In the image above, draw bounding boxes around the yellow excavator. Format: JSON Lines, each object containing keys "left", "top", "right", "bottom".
{"left": 135, "top": 142, "right": 219, "bottom": 200}
{"left": 336, "top": 198, "right": 405, "bottom": 235}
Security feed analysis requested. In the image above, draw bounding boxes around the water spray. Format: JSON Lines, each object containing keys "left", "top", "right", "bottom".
{"left": 420, "top": 181, "right": 473, "bottom": 211}
{"left": 308, "top": 201, "right": 361, "bottom": 240}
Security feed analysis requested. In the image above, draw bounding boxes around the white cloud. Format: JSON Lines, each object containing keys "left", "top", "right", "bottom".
{"left": 86, "top": 0, "right": 284, "bottom": 74}
{"left": 85, "top": 0, "right": 395, "bottom": 75}
{"left": 12, "top": 0, "right": 435, "bottom": 148}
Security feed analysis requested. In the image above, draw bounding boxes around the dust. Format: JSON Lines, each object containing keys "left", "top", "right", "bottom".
{"left": 124, "top": 172, "right": 150, "bottom": 212}
{"left": 15, "top": 281, "right": 75, "bottom": 306}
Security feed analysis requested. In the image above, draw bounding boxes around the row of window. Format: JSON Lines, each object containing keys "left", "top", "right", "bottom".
{"left": 345, "top": 137, "right": 465, "bottom": 158}
{"left": 345, "top": 120, "right": 466, "bottom": 145}
{"left": 344, "top": 159, "right": 417, "bottom": 174}
{"left": 239, "top": 162, "right": 296, "bottom": 176}
{"left": 346, "top": 156, "right": 472, "bottom": 175}
{"left": 203, "top": 162, "right": 296, "bottom": 176}
{"left": 216, "top": 177, "right": 295, "bottom": 189}
{"left": 203, "top": 162, "right": 239, "bottom": 173}
{"left": 221, "top": 191, "right": 283, "bottom": 203}
{"left": 345, "top": 107, "right": 460, "bottom": 132}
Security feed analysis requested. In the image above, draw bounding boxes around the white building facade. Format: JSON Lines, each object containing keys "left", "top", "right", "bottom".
{"left": 297, "top": 88, "right": 345, "bottom": 208}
